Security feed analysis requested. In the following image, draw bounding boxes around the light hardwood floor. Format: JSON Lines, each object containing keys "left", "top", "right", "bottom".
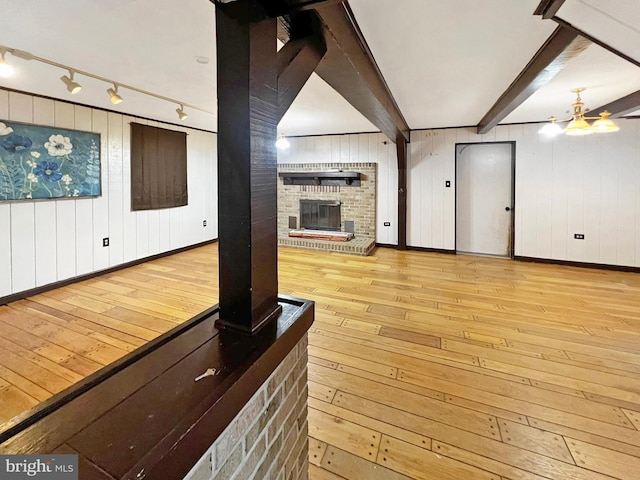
{"left": 2, "top": 243, "right": 640, "bottom": 479}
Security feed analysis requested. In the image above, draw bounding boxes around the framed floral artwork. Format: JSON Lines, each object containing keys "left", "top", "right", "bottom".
{"left": 0, "top": 120, "right": 101, "bottom": 201}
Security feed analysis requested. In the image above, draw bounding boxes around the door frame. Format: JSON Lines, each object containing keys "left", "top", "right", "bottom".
{"left": 454, "top": 141, "right": 516, "bottom": 259}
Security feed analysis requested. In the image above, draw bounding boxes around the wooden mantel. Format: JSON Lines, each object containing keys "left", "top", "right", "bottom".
{"left": 278, "top": 170, "right": 361, "bottom": 186}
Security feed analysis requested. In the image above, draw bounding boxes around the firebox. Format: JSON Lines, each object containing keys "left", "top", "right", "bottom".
{"left": 300, "top": 200, "right": 341, "bottom": 231}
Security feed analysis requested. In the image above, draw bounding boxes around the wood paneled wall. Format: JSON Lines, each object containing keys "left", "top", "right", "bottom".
{"left": 277, "top": 133, "right": 398, "bottom": 245}
{"left": 409, "top": 120, "right": 640, "bottom": 267}
{"left": 0, "top": 89, "right": 218, "bottom": 298}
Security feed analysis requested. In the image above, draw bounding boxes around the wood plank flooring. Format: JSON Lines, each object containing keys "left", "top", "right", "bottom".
{"left": 2, "top": 244, "right": 640, "bottom": 480}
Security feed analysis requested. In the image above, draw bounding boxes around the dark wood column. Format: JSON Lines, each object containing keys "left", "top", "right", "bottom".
{"left": 396, "top": 135, "right": 407, "bottom": 250}
{"left": 215, "top": 3, "right": 281, "bottom": 334}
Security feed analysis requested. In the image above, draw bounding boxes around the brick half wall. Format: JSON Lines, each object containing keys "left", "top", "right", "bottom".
{"left": 184, "top": 334, "right": 309, "bottom": 480}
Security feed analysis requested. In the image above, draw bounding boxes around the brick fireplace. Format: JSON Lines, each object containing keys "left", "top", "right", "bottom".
{"left": 277, "top": 162, "right": 377, "bottom": 255}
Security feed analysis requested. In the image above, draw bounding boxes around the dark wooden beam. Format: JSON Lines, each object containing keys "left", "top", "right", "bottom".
{"left": 477, "top": 25, "right": 590, "bottom": 134}
{"left": 277, "top": 13, "right": 327, "bottom": 121}
{"left": 533, "top": 0, "right": 566, "bottom": 19}
{"left": 287, "top": 2, "right": 409, "bottom": 143}
{"left": 215, "top": 2, "right": 282, "bottom": 334}
{"left": 587, "top": 90, "right": 640, "bottom": 118}
{"left": 396, "top": 135, "right": 407, "bottom": 250}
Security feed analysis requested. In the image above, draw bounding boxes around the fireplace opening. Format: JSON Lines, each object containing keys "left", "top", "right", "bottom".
{"left": 300, "top": 200, "right": 341, "bottom": 231}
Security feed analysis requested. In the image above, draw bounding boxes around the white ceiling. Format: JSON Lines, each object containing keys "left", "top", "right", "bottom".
{"left": 349, "top": 0, "right": 557, "bottom": 129}
{"left": 556, "top": 0, "right": 640, "bottom": 65}
{"left": 0, "top": 0, "right": 639, "bottom": 136}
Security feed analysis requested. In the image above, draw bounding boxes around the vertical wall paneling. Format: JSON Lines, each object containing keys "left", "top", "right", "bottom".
{"left": 443, "top": 129, "right": 456, "bottom": 248}
{"left": 187, "top": 130, "right": 198, "bottom": 246}
{"left": 408, "top": 119, "right": 640, "bottom": 268}
{"left": 91, "top": 109, "right": 110, "bottom": 271}
{"left": 210, "top": 132, "right": 219, "bottom": 240}
{"left": 0, "top": 88, "right": 217, "bottom": 297}
{"left": 407, "top": 130, "right": 420, "bottom": 246}
{"left": 375, "top": 134, "right": 397, "bottom": 245}
{"left": 32, "top": 97, "right": 58, "bottom": 287}
{"left": 516, "top": 124, "right": 538, "bottom": 257}
{"left": 330, "top": 136, "right": 340, "bottom": 163}
{"left": 158, "top": 202, "right": 172, "bottom": 253}
{"left": 169, "top": 207, "right": 182, "bottom": 250}
{"left": 581, "top": 134, "right": 602, "bottom": 262}
{"left": 0, "top": 91, "right": 10, "bottom": 296}
{"left": 597, "top": 135, "right": 619, "bottom": 265}
{"left": 616, "top": 128, "right": 636, "bottom": 266}
{"left": 422, "top": 131, "right": 434, "bottom": 247}
{"left": 122, "top": 116, "right": 137, "bottom": 263}
{"left": 550, "top": 133, "right": 569, "bottom": 260}
{"left": 431, "top": 130, "right": 445, "bottom": 249}
{"left": 74, "top": 105, "right": 95, "bottom": 276}
{"left": 635, "top": 119, "right": 640, "bottom": 266}
{"left": 53, "top": 101, "right": 77, "bottom": 281}
{"left": 566, "top": 135, "right": 586, "bottom": 262}
{"left": 183, "top": 128, "right": 199, "bottom": 247}
{"left": 534, "top": 132, "right": 553, "bottom": 259}
{"left": 107, "top": 112, "right": 124, "bottom": 267}
{"left": 9, "top": 93, "right": 37, "bottom": 292}
{"left": 135, "top": 119, "right": 152, "bottom": 260}
{"left": 147, "top": 209, "right": 160, "bottom": 256}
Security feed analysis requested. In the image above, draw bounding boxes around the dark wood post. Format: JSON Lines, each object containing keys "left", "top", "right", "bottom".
{"left": 215, "top": 3, "right": 282, "bottom": 334}
{"left": 396, "top": 135, "right": 408, "bottom": 250}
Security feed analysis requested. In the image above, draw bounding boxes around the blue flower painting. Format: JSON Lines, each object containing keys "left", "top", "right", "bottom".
{"left": 0, "top": 120, "right": 101, "bottom": 201}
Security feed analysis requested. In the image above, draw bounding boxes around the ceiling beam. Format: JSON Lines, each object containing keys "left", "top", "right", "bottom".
{"left": 477, "top": 25, "right": 590, "bottom": 135}
{"left": 219, "top": 0, "right": 408, "bottom": 142}
{"left": 277, "top": 12, "right": 327, "bottom": 121}
{"left": 277, "top": 37, "right": 326, "bottom": 121}
{"left": 311, "top": 2, "right": 410, "bottom": 142}
{"left": 533, "top": 0, "right": 566, "bottom": 19}
{"left": 588, "top": 90, "right": 640, "bottom": 118}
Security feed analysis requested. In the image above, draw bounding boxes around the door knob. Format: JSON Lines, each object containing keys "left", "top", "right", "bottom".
{"left": 505, "top": 207, "right": 511, "bottom": 212}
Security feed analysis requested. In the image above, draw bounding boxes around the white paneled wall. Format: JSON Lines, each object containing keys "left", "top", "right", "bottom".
{"left": 409, "top": 120, "right": 640, "bottom": 267}
{"left": 0, "top": 90, "right": 218, "bottom": 297}
{"left": 277, "top": 133, "right": 398, "bottom": 245}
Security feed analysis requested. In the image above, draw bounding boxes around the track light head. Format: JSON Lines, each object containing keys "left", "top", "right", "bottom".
{"left": 107, "top": 85, "right": 123, "bottom": 105}
{"left": 176, "top": 104, "right": 188, "bottom": 121}
{"left": 0, "top": 50, "right": 14, "bottom": 78}
{"left": 60, "top": 71, "right": 82, "bottom": 94}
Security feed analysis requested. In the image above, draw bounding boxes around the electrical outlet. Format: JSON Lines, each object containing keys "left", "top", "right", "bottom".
{"left": 203, "top": 220, "right": 207, "bottom": 227}
{"left": 445, "top": 180, "right": 451, "bottom": 188}
{"left": 103, "top": 237, "right": 109, "bottom": 247}
{"left": 574, "top": 233, "right": 585, "bottom": 240}
{"left": 384, "top": 222, "right": 391, "bottom": 227}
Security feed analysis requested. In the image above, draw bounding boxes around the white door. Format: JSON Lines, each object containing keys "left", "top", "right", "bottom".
{"left": 456, "top": 143, "right": 513, "bottom": 257}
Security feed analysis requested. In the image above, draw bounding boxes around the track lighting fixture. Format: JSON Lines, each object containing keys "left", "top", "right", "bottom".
{"left": 60, "top": 70, "right": 82, "bottom": 94}
{"left": 0, "top": 49, "right": 14, "bottom": 78}
{"left": 107, "top": 85, "right": 123, "bottom": 105}
{"left": 176, "top": 104, "right": 188, "bottom": 121}
{"left": 275, "top": 135, "right": 290, "bottom": 149}
{"left": 0, "top": 44, "right": 213, "bottom": 121}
